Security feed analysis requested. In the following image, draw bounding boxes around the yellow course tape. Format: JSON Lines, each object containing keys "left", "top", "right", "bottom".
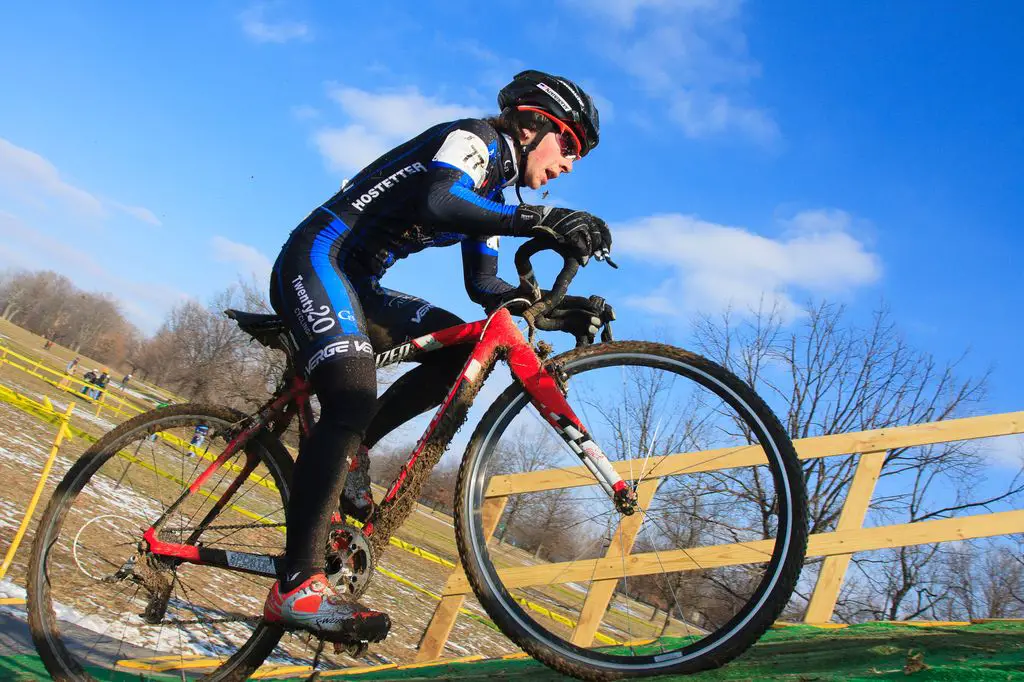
{"left": 0, "top": 382, "right": 623, "bottom": 649}
{"left": 387, "top": 536, "right": 456, "bottom": 569}
{"left": 0, "top": 347, "right": 149, "bottom": 418}
{"left": 117, "top": 656, "right": 226, "bottom": 673}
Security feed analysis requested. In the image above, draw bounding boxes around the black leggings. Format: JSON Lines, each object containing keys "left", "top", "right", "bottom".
{"left": 271, "top": 244, "right": 468, "bottom": 588}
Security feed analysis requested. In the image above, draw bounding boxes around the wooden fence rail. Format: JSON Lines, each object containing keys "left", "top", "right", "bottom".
{"left": 416, "top": 411, "right": 1024, "bottom": 661}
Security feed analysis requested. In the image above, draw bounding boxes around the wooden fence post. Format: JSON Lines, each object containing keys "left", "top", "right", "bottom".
{"left": 803, "top": 450, "right": 886, "bottom": 623}
{"left": 415, "top": 495, "right": 507, "bottom": 662}
{"left": 570, "top": 478, "right": 661, "bottom": 647}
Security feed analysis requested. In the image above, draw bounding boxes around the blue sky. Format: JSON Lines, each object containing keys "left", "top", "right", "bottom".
{"left": 0, "top": 1, "right": 1021, "bottom": 455}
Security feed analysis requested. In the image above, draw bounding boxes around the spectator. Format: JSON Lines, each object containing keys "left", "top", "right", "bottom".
{"left": 81, "top": 369, "right": 98, "bottom": 398}
{"left": 59, "top": 356, "right": 80, "bottom": 388}
{"left": 95, "top": 369, "right": 110, "bottom": 400}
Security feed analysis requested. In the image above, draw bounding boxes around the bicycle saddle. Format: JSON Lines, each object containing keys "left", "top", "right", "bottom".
{"left": 225, "top": 309, "right": 290, "bottom": 351}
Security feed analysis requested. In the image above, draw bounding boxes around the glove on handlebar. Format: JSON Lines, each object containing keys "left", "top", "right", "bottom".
{"left": 514, "top": 205, "right": 612, "bottom": 265}
{"left": 541, "top": 295, "right": 616, "bottom": 347}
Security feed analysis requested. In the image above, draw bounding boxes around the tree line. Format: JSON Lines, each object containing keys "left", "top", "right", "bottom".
{"left": 0, "top": 268, "right": 281, "bottom": 408}
{"left": 0, "top": 269, "right": 142, "bottom": 363}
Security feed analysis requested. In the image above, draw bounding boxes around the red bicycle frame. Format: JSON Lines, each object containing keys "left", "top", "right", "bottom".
{"left": 143, "top": 308, "right": 629, "bottom": 575}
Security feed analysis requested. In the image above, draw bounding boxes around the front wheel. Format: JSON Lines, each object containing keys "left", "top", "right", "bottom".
{"left": 455, "top": 341, "right": 808, "bottom": 680}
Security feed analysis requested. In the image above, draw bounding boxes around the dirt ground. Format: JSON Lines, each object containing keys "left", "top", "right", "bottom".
{"left": 0, "top": 333, "right": 520, "bottom": 675}
{"left": 0, "top": 321, "right": 671, "bottom": 678}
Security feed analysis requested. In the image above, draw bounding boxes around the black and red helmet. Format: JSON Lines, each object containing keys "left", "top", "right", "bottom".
{"left": 498, "top": 69, "right": 600, "bottom": 157}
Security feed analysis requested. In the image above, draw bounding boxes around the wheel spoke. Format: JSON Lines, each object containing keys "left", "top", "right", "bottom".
{"left": 460, "top": 345, "right": 807, "bottom": 677}
{"left": 30, "top": 407, "right": 293, "bottom": 680}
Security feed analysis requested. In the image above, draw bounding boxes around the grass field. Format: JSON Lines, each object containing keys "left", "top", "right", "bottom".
{"left": 0, "top": 317, "right": 681, "bottom": 675}
{"left": 0, "top": 622, "right": 1021, "bottom": 680}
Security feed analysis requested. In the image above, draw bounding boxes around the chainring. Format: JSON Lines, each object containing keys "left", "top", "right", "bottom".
{"left": 324, "top": 522, "right": 374, "bottom": 599}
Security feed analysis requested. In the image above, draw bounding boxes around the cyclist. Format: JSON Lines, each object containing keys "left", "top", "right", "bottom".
{"left": 264, "top": 70, "right": 613, "bottom": 645}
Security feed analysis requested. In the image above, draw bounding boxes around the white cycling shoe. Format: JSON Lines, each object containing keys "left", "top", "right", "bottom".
{"left": 264, "top": 573, "right": 391, "bottom": 644}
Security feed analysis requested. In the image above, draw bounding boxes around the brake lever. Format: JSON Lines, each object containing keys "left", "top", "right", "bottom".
{"left": 593, "top": 251, "right": 619, "bottom": 269}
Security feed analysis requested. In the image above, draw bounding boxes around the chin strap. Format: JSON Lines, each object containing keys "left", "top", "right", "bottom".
{"left": 514, "top": 118, "right": 556, "bottom": 204}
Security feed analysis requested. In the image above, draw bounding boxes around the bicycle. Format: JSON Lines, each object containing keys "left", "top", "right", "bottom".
{"left": 27, "top": 239, "right": 808, "bottom": 681}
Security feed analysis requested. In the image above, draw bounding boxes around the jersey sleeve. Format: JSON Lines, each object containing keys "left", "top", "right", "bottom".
{"left": 461, "top": 235, "right": 518, "bottom": 311}
{"left": 419, "top": 119, "right": 528, "bottom": 237}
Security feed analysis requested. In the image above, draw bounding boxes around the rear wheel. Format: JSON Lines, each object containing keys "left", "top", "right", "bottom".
{"left": 27, "top": 403, "right": 364, "bottom": 680}
{"left": 455, "top": 341, "right": 808, "bottom": 680}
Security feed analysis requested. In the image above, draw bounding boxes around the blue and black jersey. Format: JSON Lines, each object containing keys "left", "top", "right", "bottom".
{"left": 270, "top": 118, "right": 533, "bottom": 377}
{"left": 278, "top": 118, "right": 528, "bottom": 315}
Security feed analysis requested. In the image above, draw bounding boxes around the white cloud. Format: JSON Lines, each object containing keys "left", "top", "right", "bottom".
{"left": 568, "top": 0, "right": 778, "bottom": 144}
{"left": 980, "top": 434, "right": 1024, "bottom": 469}
{"left": 325, "top": 84, "right": 482, "bottom": 139}
{"left": 312, "top": 85, "right": 483, "bottom": 173}
{"left": 210, "top": 236, "right": 273, "bottom": 282}
{"left": 0, "top": 211, "right": 186, "bottom": 331}
{"left": 580, "top": 0, "right": 730, "bottom": 28}
{"left": 0, "top": 137, "right": 160, "bottom": 226}
{"left": 110, "top": 202, "right": 162, "bottom": 226}
{"left": 239, "top": 3, "right": 310, "bottom": 44}
{"left": 0, "top": 137, "right": 105, "bottom": 217}
{"left": 615, "top": 209, "right": 881, "bottom": 318}
{"left": 444, "top": 39, "right": 526, "bottom": 90}
{"left": 291, "top": 104, "right": 320, "bottom": 121}
{"left": 671, "top": 90, "right": 778, "bottom": 144}
{"left": 314, "top": 126, "right": 391, "bottom": 174}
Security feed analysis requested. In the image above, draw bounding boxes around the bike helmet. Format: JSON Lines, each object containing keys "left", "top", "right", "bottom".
{"left": 498, "top": 69, "right": 600, "bottom": 157}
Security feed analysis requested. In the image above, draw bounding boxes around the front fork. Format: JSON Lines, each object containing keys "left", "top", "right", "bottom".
{"left": 503, "top": 324, "right": 638, "bottom": 515}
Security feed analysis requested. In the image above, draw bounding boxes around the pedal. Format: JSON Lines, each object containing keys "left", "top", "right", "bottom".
{"left": 332, "top": 640, "right": 368, "bottom": 658}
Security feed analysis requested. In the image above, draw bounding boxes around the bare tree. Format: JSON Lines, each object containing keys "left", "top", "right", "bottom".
{"left": 932, "top": 539, "right": 1024, "bottom": 620}
{"left": 493, "top": 427, "right": 562, "bottom": 542}
{"left": 134, "top": 281, "right": 284, "bottom": 406}
{"left": 421, "top": 459, "right": 459, "bottom": 513}
{"left": 0, "top": 268, "right": 35, "bottom": 320}
{"left": 692, "top": 299, "right": 1021, "bottom": 621}
{"left": 0, "top": 268, "right": 140, "bottom": 367}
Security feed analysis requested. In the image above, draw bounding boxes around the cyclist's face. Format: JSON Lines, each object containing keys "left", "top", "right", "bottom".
{"left": 520, "top": 129, "right": 574, "bottom": 190}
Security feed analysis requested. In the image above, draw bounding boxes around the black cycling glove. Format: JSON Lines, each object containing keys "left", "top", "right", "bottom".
{"left": 546, "top": 295, "right": 616, "bottom": 347}
{"left": 514, "top": 205, "right": 612, "bottom": 264}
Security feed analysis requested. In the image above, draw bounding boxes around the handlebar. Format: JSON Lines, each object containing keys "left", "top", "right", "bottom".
{"left": 512, "top": 237, "right": 613, "bottom": 345}
{"left": 513, "top": 237, "right": 579, "bottom": 327}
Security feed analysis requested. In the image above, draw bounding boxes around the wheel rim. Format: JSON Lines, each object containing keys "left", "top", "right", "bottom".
{"left": 461, "top": 349, "right": 804, "bottom": 673}
{"left": 31, "top": 411, "right": 298, "bottom": 680}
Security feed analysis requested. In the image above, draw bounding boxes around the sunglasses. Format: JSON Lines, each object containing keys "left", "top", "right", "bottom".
{"left": 517, "top": 106, "right": 583, "bottom": 160}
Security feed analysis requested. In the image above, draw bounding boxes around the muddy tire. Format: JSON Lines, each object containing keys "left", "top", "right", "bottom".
{"left": 27, "top": 403, "right": 294, "bottom": 681}
{"left": 454, "top": 341, "right": 808, "bottom": 680}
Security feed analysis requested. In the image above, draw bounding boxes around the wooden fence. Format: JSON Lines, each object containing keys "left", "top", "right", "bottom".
{"left": 416, "top": 411, "right": 1024, "bottom": 661}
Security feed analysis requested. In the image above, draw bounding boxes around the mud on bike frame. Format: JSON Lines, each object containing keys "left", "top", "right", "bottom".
{"left": 141, "top": 238, "right": 636, "bottom": 580}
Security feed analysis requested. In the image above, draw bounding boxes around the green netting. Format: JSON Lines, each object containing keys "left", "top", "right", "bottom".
{"left": 0, "top": 654, "right": 146, "bottom": 681}
{"left": 330, "top": 622, "right": 1024, "bottom": 682}
{"left": 4, "top": 622, "right": 1022, "bottom": 681}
